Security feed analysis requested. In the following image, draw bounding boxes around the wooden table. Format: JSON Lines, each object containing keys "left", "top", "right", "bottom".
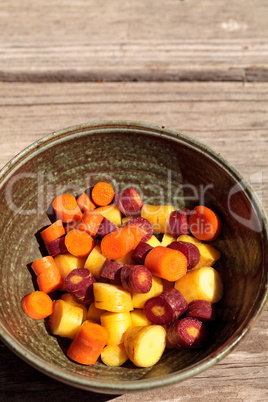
{"left": 1, "top": 1, "right": 267, "bottom": 400}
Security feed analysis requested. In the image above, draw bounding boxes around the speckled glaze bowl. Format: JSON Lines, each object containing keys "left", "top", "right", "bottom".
{"left": 0, "top": 121, "right": 267, "bottom": 394}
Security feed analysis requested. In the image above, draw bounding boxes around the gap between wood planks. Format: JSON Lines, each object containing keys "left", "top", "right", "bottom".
{"left": 1, "top": 68, "right": 268, "bottom": 83}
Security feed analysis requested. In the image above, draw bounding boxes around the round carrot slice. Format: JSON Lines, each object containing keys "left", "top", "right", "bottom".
{"left": 189, "top": 206, "right": 221, "bottom": 241}
{"left": 91, "top": 182, "right": 114, "bottom": 207}
{"left": 21, "top": 291, "right": 53, "bottom": 320}
{"left": 65, "top": 229, "right": 94, "bottom": 257}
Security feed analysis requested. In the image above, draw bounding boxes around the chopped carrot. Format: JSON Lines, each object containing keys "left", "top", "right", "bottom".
{"left": 77, "top": 192, "right": 96, "bottom": 212}
{"left": 126, "top": 224, "right": 145, "bottom": 245}
{"left": 65, "top": 229, "right": 94, "bottom": 258}
{"left": 91, "top": 182, "right": 114, "bottom": 207}
{"left": 144, "top": 246, "right": 187, "bottom": 282}
{"left": 67, "top": 321, "right": 109, "bottom": 365}
{"left": 21, "top": 291, "right": 54, "bottom": 320}
{"left": 40, "top": 220, "right": 66, "bottom": 244}
{"left": 78, "top": 211, "right": 104, "bottom": 237}
{"left": 101, "top": 225, "right": 143, "bottom": 260}
{"left": 37, "top": 263, "right": 63, "bottom": 294}
{"left": 52, "top": 194, "right": 82, "bottom": 223}
{"left": 31, "top": 256, "right": 57, "bottom": 276}
{"left": 189, "top": 206, "right": 221, "bottom": 241}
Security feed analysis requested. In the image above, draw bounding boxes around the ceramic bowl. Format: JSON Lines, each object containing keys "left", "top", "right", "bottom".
{"left": 0, "top": 121, "right": 267, "bottom": 394}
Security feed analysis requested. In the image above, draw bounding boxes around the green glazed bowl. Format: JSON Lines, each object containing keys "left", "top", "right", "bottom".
{"left": 0, "top": 121, "right": 267, "bottom": 394}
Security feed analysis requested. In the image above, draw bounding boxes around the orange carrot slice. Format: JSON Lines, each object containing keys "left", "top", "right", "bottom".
{"left": 78, "top": 211, "right": 104, "bottom": 237}
{"left": 31, "top": 256, "right": 57, "bottom": 276}
{"left": 144, "top": 246, "right": 187, "bottom": 282}
{"left": 67, "top": 321, "right": 109, "bottom": 365}
{"left": 91, "top": 182, "right": 114, "bottom": 207}
{"left": 100, "top": 225, "right": 143, "bottom": 260}
{"left": 21, "top": 291, "right": 53, "bottom": 320}
{"left": 77, "top": 192, "right": 96, "bottom": 212}
{"left": 52, "top": 194, "right": 82, "bottom": 223}
{"left": 37, "top": 263, "right": 63, "bottom": 294}
{"left": 189, "top": 206, "right": 221, "bottom": 241}
{"left": 65, "top": 229, "right": 94, "bottom": 258}
{"left": 40, "top": 220, "right": 65, "bottom": 244}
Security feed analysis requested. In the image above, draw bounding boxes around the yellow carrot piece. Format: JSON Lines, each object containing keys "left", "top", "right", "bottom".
{"left": 141, "top": 204, "right": 175, "bottom": 233}
{"left": 94, "top": 204, "right": 122, "bottom": 227}
{"left": 146, "top": 235, "right": 161, "bottom": 247}
{"left": 93, "top": 283, "right": 133, "bottom": 312}
{"left": 49, "top": 300, "right": 84, "bottom": 339}
{"left": 130, "top": 309, "right": 152, "bottom": 326}
{"left": 100, "top": 311, "right": 132, "bottom": 345}
{"left": 61, "top": 293, "right": 87, "bottom": 321}
{"left": 101, "top": 344, "right": 128, "bottom": 367}
{"left": 124, "top": 325, "right": 166, "bottom": 367}
{"left": 87, "top": 303, "right": 104, "bottom": 323}
{"left": 174, "top": 266, "right": 224, "bottom": 304}
{"left": 161, "top": 233, "right": 177, "bottom": 247}
{"left": 84, "top": 245, "right": 106, "bottom": 279}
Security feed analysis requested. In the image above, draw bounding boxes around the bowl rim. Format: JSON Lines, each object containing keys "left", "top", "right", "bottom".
{"left": 0, "top": 120, "right": 267, "bottom": 394}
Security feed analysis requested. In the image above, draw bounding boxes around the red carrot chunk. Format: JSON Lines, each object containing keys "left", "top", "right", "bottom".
{"left": 189, "top": 205, "right": 221, "bottom": 241}
{"left": 91, "top": 182, "right": 115, "bottom": 207}
{"left": 100, "top": 260, "right": 123, "bottom": 281}
{"left": 124, "top": 217, "right": 153, "bottom": 242}
{"left": 166, "top": 317, "right": 208, "bottom": 349}
{"left": 115, "top": 187, "right": 143, "bottom": 216}
{"left": 186, "top": 300, "right": 216, "bottom": 322}
{"left": 132, "top": 242, "right": 153, "bottom": 265}
{"left": 21, "top": 291, "right": 53, "bottom": 320}
{"left": 144, "top": 288, "right": 188, "bottom": 325}
{"left": 45, "top": 237, "right": 68, "bottom": 257}
{"left": 65, "top": 268, "right": 96, "bottom": 305}
{"left": 120, "top": 265, "right": 152, "bottom": 294}
{"left": 167, "top": 241, "right": 200, "bottom": 270}
{"left": 169, "top": 209, "right": 191, "bottom": 237}
{"left": 67, "top": 321, "right": 109, "bottom": 365}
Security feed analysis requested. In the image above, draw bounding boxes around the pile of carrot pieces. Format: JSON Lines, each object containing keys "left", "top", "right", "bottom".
{"left": 21, "top": 182, "right": 224, "bottom": 368}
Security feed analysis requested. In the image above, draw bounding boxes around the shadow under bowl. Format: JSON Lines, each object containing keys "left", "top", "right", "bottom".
{"left": 0, "top": 121, "right": 267, "bottom": 394}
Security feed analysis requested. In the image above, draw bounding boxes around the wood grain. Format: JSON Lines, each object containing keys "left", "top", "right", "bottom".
{"left": 1, "top": 82, "right": 267, "bottom": 209}
{"left": 0, "top": 81, "right": 267, "bottom": 401}
{"left": 1, "top": 0, "right": 268, "bottom": 82}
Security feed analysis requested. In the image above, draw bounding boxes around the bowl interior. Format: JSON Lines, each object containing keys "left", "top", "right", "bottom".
{"left": 0, "top": 121, "right": 267, "bottom": 393}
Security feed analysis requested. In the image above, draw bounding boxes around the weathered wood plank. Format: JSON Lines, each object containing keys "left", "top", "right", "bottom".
{"left": 0, "top": 81, "right": 267, "bottom": 401}
{"left": 0, "top": 0, "right": 268, "bottom": 82}
{"left": 1, "top": 82, "right": 267, "bottom": 210}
